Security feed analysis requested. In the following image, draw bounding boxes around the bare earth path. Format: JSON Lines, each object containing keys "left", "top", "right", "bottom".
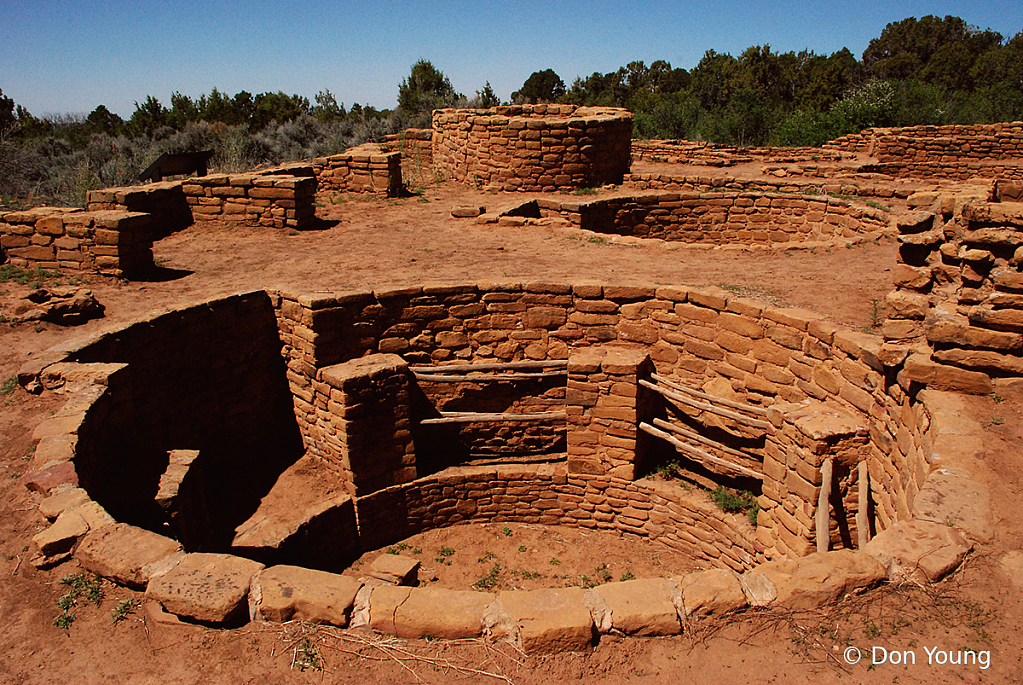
{"left": 0, "top": 178, "right": 1019, "bottom": 684}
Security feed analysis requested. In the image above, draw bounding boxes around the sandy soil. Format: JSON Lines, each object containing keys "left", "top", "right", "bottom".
{"left": 0, "top": 167, "right": 1020, "bottom": 684}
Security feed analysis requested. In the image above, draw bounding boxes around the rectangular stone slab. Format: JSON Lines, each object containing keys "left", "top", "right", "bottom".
{"left": 593, "top": 578, "right": 681, "bottom": 636}
{"left": 499, "top": 587, "right": 594, "bottom": 653}
{"left": 251, "top": 565, "right": 361, "bottom": 626}
{"left": 394, "top": 588, "right": 495, "bottom": 639}
{"left": 146, "top": 553, "right": 264, "bottom": 624}
{"left": 76, "top": 522, "right": 182, "bottom": 589}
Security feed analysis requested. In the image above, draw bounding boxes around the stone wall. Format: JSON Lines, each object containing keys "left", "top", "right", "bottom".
{"left": 0, "top": 207, "right": 154, "bottom": 277}
{"left": 273, "top": 282, "right": 935, "bottom": 545}
{"left": 311, "top": 143, "right": 402, "bottom": 197}
{"left": 20, "top": 285, "right": 995, "bottom": 647}
{"left": 88, "top": 171, "right": 317, "bottom": 234}
{"left": 825, "top": 121, "right": 1023, "bottom": 181}
{"left": 50, "top": 291, "right": 303, "bottom": 549}
{"left": 535, "top": 191, "right": 891, "bottom": 246}
{"left": 624, "top": 171, "right": 912, "bottom": 200}
{"left": 432, "top": 105, "right": 633, "bottom": 192}
{"left": 883, "top": 194, "right": 1023, "bottom": 392}
{"left": 353, "top": 463, "right": 759, "bottom": 572}
{"left": 308, "top": 354, "right": 416, "bottom": 496}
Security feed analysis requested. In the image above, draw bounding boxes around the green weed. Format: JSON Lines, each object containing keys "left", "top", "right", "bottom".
{"left": 110, "top": 598, "right": 140, "bottom": 623}
{"left": 0, "top": 376, "right": 18, "bottom": 395}
{"left": 501, "top": 527, "right": 512, "bottom": 537}
{"left": 473, "top": 563, "right": 502, "bottom": 590}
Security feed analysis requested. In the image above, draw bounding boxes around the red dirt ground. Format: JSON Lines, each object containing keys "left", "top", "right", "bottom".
{"left": 0, "top": 164, "right": 1020, "bottom": 684}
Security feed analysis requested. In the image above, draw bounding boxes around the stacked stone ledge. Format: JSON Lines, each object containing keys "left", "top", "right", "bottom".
{"left": 0, "top": 206, "right": 153, "bottom": 277}
{"left": 431, "top": 104, "right": 633, "bottom": 192}
{"left": 824, "top": 121, "right": 1023, "bottom": 181}
{"left": 883, "top": 187, "right": 1023, "bottom": 393}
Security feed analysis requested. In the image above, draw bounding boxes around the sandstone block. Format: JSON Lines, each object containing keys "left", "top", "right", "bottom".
{"left": 678, "top": 568, "right": 747, "bottom": 617}
{"left": 146, "top": 553, "right": 264, "bottom": 624}
{"left": 912, "top": 468, "right": 994, "bottom": 544}
{"left": 367, "top": 554, "right": 420, "bottom": 585}
{"left": 251, "top": 565, "right": 362, "bottom": 625}
{"left": 368, "top": 585, "right": 413, "bottom": 634}
{"left": 865, "top": 520, "right": 971, "bottom": 583}
{"left": 77, "top": 523, "right": 183, "bottom": 589}
{"left": 33, "top": 509, "right": 89, "bottom": 558}
{"left": 500, "top": 588, "right": 594, "bottom": 653}
{"left": 592, "top": 578, "right": 680, "bottom": 636}
{"left": 747, "top": 550, "right": 885, "bottom": 609}
{"left": 394, "top": 588, "right": 495, "bottom": 639}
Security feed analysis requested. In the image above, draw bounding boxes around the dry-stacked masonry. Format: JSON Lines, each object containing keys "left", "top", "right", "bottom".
{"left": 431, "top": 104, "right": 633, "bottom": 192}
{"left": 826, "top": 120, "right": 1023, "bottom": 181}
{"left": 21, "top": 283, "right": 987, "bottom": 649}
{"left": 0, "top": 206, "right": 153, "bottom": 277}
{"left": 883, "top": 189, "right": 1023, "bottom": 392}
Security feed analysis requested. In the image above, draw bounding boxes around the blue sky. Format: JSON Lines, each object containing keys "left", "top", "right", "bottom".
{"left": 1, "top": 0, "right": 1021, "bottom": 118}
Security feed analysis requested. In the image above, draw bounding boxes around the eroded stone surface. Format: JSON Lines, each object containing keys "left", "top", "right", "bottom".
{"left": 38, "top": 487, "right": 89, "bottom": 520}
{"left": 747, "top": 550, "right": 885, "bottom": 610}
{"left": 367, "top": 554, "right": 420, "bottom": 585}
{"left": 865, "top": 520, "right": 972, "bottom": 583}
{"left": 77, "top": 522, "right": 183, "bottom": 589}
{"left": 592, "top": 578, "right": 680, "bottom": 636}
{"left": 146, "top": 553, "right": 264, "bottom": 624}
{"left": 368, "top": 585, "right": 413, "bottom": 635}
{"left": 678, "top": 568, "right": 747, "bottom": 617}
{"left": 33, "top": 509, "right": 89, "bottom": 558}
{"left": 912, "top": 468, "right": 994, "bottom": 543}
{"left": 499, "top": 587, "right": 594, "bottom": 653}
{"left": 251, "top": 565, "right": 362, "bottom": 626}
{"left": 394, "top": 587, "right": 494, "bottom": 639}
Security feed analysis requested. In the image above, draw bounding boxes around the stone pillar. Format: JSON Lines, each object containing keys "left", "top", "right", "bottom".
{"left": 318, "top": 354, "right": 416, "bottom": 496}
{"left": 566, "top": 347, "right": 653, "bottom": 480}
{"left": 757, "top": 401, "right": 869, "bottom": 560}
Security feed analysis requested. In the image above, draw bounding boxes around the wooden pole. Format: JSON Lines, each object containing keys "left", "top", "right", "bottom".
{"left": 420, "top": 411, "right": 567, "bottom": 425}
{"left": 409, "top": 360, "right": 568, "bottom": 374}
{"left": 857, "top": 460, "right": 870, "bottom": 548}
{"left": 816, "top": 457, "right": 833, "bottom": 554}
{"left": 413, "top": 370, "right": 565, "bottom": 382}
{"left": 651, "top": 373, "right": 769, "bottom": 417}
{"left": 650, "top": 417, "right": 758, "bottom": 462}
{"left": 639, "top": 422, "right": 765, "bottom": 481}
{"left": 639, "top": 379, "right": 773, "bottom": 431}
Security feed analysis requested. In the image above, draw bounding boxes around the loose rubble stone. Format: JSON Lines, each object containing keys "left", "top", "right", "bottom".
{"left": 366, "top": 554, "right": 420, "bottom": 585}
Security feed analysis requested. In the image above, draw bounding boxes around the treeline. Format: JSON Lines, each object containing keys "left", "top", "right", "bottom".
{"left": 1, "top": 15, "right": 1022, "bottom": 206}
{"left": 544, "top": 15, "right": 1023, "bottom": 146}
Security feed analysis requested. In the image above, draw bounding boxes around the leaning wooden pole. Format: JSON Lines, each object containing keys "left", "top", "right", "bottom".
{"left": 816, "top": 457, "right": 833, "bottom": 554}
{"left": 856, "top": 460, "right": 870, "bottom": 548}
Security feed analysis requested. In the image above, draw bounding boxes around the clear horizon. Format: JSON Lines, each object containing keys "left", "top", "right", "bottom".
{"left": 1, "top": 0, "right": 1021, "bottom": 119}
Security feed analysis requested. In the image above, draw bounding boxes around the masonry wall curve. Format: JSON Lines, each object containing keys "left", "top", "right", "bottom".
{"left": 431, "top": 105, "right": 633, "bottom": 192}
